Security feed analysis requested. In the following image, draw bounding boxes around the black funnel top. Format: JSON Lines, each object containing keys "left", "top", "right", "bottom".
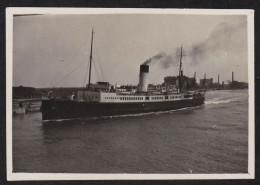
{"left": 140, "top": 65, "right": 149, "bottom": 73}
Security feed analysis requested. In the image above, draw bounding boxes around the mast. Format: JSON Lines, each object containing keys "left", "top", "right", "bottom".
{"left": 178, "top": 46, "right": 183, "bottom": 93}
{"left": 88, "top": 28, "right": 94, "bottom": 90}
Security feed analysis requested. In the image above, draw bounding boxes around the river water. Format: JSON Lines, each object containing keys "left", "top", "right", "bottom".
{"left": 12, "top": 90, "right": 248, "bottom": 173}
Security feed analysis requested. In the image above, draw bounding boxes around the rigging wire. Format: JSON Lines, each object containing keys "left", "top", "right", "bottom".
{"left": 95, "top": 32, "right": 106, "bottom": 81}
{"left": 92, "top": 58, "right": 101, "bottom": 81}
{"left": 50, "top": 43, "right": 87, "bottom": 87}
{"left": 94, "top": 40, "right": 105, "bottom": 81}
{"left": 53, "top": 60, "right": 86, "bottom": 87}
{"left": 83, "top": 59, "right": 90, "bottom": 88}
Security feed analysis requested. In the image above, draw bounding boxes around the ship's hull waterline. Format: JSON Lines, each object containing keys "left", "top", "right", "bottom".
{"left": 41, "top": 96, "right": 205, "bottom": 121}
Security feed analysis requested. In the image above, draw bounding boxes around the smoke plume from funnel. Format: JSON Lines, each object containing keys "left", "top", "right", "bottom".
{"left": 142, "top": 52, "right": 177, "bottom": 69}
{"left": 188, "top": 21, "right": 247, "bottom": 65}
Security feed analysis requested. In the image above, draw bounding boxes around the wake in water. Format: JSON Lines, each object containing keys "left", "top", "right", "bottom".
{"left": 205, "top": 97, "right": 246, "bottom": 105}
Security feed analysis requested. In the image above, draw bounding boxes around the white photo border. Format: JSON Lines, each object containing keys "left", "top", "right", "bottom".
{"left": 6, "top": 7, "right": 255, "bottom": 181}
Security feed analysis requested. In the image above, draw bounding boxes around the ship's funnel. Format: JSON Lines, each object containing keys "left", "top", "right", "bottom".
{"left": 137, "top": 65, "right": 149, "bottom": 92}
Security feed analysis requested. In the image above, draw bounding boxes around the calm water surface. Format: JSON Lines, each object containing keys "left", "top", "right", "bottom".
{"left": 13, "top": 90, "right": 248, "bottom": 173}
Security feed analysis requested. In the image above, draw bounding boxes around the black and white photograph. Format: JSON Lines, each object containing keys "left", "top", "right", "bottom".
{"left": 6, "top": 8, "right": 254, "bottom": 180}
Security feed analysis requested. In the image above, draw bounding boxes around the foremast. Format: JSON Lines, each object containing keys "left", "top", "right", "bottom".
{"left": 178, "top": 46, "right": 183, "bottom": 93}
{"left": 88, "top": 28, "right": 94, "bottom": 90}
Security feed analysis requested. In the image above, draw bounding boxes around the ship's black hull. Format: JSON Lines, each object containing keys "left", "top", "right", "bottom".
{"left": 41, "top": 96, "right": 205, "bottom": 121}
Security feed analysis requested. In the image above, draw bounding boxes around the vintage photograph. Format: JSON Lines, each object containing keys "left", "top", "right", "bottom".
{"left": 6, "top": 8, "right": 254, "bottom": 180}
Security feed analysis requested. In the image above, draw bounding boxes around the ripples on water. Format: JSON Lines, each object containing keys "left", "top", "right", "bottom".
{"left": 13, "top": 90, "right": 248, "bottom": 173}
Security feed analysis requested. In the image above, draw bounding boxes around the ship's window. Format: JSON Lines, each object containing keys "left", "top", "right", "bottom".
{"left": 145, "top": 97, "right": 149, "bottom": 100}
{"left": 165, "top": 96, "right": 168, "bottom": 99}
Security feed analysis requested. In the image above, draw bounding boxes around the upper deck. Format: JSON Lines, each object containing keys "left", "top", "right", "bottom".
{"left": 75, "top": 90, "right": 191, "bottom": 103}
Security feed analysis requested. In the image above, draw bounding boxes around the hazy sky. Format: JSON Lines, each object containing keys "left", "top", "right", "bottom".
{"left": 13, "top": 14, "right": 248, "bottom": 87}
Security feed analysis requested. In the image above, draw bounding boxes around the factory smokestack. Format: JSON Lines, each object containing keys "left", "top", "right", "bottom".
{"left": 137, "top": 65, "right": 149, "bottom": 92}
{"left": 232, "top": 71, "right": 234, "bottom": 83}
{"left": 218, "top": 74, "right": 219, "bottom": 84}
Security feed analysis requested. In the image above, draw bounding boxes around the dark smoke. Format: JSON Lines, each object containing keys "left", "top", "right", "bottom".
{"left": 142, "top": 20, "right": 246, "bottom": 68}
{"left": 142, "top": 52, "right": 177, "bottom": 69}
{"left": 188, "top": 21, "right": 246, "bottom": 65}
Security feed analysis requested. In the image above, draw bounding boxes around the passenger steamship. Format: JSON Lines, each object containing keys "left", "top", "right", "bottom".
{"left": 41, "top": 29, "right": 205, "bottom": 121}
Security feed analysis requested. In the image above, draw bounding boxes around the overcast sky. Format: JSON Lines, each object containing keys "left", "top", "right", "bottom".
{"left": 13, "top": 14, "right": 248, "bottom": 87}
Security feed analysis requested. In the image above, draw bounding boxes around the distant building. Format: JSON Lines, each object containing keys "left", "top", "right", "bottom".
{"left": 164, "top": 76, "right": 177, "bottom": 86}
{"left": 176, "top": 76, "right": 197, "bottom": 90}
{"left": 200, "top": 78, "right": 213, "bottom": 88}
{"left": 13, "top": 86, "right": 41, "bottom": 99}
{"left": 231, "top": 81, "right": 248, "bottom": 89}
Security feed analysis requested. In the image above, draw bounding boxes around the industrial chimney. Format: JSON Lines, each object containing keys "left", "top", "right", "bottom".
{"left": 232, "top": 71, "right": 234, "bottom": 83}
{"left": 137, "top": 65, "right": 149, "bottom": 92}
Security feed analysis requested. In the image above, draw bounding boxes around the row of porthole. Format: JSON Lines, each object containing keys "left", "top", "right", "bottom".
{"left": 120, "top": 97, "right": 144, "bottom": 100}
{"left": 105, "top": 97, "right": 120, "bottom": 99}
{"left": 151, "top": 97, "right": 164, "bottom": 100}
{"left": 170, "top": 96, "right": 180, "bottom": 99}
{"left": 104, "top": 96, "right": 180, "bottom": 101}
{"left": 105, "top": 97, "right": 144, "bottom": 100}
